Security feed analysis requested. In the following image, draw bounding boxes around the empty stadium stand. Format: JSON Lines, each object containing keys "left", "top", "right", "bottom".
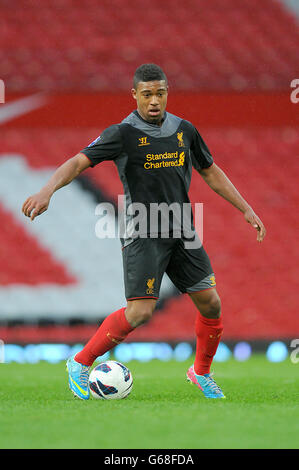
{"left": 1, "top": 124, "right": 298, "bottom": 339}
{"left": 1, "top": 0, "right": 298, "bottom": 92}
{"left": 1, "top": 0, "right": 298, "bottom": 342}
{"left": 0, "top": 201, "right": 77, "bottom": 285}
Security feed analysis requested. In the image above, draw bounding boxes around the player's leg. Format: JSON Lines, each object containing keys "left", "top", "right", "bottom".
{"left": 166, "top": 238, "right": 225, "bottom": 398}
{"left": 125, "top": 298, "right": 157, "bottom": 327}
{"left": 67, "top": 238, "right": 172, "bottom": 399}
{"left": 189, "top": 286, "right": 221, "bottom": 319}
{"left": 74, "top": 298, "right": 156, "bottom": 366}
{"left": 187, "top": 289, "right": 225, "bottom": 398}
{"left": 67, "top": 299, "right": 156, "bottom": 400}
{"left": 67, "top": 308, "right": 134, "bottom": 400}
{"left": 188, "top": 288, "right": 224, "bottom": 376}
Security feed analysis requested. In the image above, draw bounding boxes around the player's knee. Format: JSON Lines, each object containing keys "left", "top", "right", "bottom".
{"left": 201, "top": 291, "right": 221, "bottom": 319}
{"left": 136, "top": 307, "right": 153, "bottom": 326}
{"left": 125, "top": 301, "right": 155, "bottom": 327}
{"left": 129, "top": 308, "right": 153, "bottom": 327}
{"left": 206, "top": 294, "right": 221, "bottom": 318}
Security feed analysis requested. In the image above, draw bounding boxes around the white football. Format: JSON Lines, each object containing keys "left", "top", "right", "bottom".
{"left": 89, "top": 360, "right": 133, "bottom": 400}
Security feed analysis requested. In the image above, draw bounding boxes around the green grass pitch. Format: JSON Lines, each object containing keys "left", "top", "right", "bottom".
{"left": 0, "top": 355, "right": 298, "bottom": 449}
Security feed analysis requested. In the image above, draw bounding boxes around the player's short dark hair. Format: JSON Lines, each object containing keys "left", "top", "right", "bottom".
{"left": 133, "top": 63, "right": 168, "bottom": 89}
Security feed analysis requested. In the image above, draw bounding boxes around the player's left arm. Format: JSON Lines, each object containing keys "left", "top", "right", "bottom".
{"left": 198, "top": 163, "right": 266, "bottom": 242}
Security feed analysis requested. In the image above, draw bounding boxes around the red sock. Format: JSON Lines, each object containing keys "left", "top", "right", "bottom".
{"left": 75, "top": 307, "right": 135, "bottom": 366}
{"left": 194, "top": 313, "right": 223, "bottom": 375}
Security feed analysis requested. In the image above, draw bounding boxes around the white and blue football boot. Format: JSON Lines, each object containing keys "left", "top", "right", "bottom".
{"left": 66, "top": 355, "right": 90, "bottom": 400}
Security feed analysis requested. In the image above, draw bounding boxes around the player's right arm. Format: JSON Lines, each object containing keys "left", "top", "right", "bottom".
{"left": 22, "top": 124, "right": 123, "bottom": 221}
{"left": 22, "top": 153, "right": 91, "bottom": 221}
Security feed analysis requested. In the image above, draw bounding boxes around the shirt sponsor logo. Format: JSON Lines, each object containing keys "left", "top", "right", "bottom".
{"left": 144, "top": 151, "right": 185, "bottom": 169}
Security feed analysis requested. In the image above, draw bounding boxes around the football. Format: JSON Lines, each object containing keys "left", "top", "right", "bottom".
{"left": 89, "top": 360, "right": 133, "bottom": 399}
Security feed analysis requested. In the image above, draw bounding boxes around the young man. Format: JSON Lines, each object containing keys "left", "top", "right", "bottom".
{"left": 22, "top": 64, "right": 266, "bottom": 400}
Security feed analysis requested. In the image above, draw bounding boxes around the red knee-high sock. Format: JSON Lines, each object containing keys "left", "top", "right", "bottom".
{"left": 194, "top": 313, "right": 223, "bottom": 375}
{"left": 75, "top": 307, "right": 135, "bottom": 366}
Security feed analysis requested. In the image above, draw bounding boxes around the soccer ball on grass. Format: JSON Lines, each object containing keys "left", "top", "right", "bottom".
{"left": 89, "top": 360, "right": 133, "bottom": 399}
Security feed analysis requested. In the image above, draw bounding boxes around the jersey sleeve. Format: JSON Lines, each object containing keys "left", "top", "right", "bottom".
{"left": 190, "top": 126, "right": 214, "bottom": 170}
{"left": 80, "top": 124, "right": 123, "bottom": 167}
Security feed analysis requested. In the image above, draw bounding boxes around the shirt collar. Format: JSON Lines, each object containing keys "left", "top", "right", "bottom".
{"left": 133, "top": 109, "right": 167, "bottom": 127}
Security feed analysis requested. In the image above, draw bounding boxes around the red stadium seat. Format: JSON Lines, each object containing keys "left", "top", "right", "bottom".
{"left": 1, "top": 0, "right": 298, "bottom": 92}
{"left": 1, "top": 125, "right": 298, "bottom": 339}
{"left": 0, "top": 202, "right": 77, "bottom": 285}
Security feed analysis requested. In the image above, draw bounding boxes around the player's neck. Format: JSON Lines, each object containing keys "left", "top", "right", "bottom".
{"left": 135, "top": 109, "right": 166, "bottom": 127}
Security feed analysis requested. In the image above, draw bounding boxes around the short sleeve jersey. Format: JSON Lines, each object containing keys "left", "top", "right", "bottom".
{"left": 81, "top": 110, "right": 213, "bottom": 241}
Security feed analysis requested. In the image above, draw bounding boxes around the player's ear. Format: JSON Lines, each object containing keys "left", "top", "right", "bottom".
{"left": 131, "top": 88, "right": 137, "bottom": 100}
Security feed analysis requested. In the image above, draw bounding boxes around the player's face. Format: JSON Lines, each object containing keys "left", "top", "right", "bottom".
{"left": 132, "top": 80, "right": 168, "bottom": 126}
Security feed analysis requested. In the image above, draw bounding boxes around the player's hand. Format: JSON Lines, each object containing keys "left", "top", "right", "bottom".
{"left": 244, "top": 208, "right": 266, "bottom": 243}
{"left": 22, "top": 190, "right": 51, "bottom": 221}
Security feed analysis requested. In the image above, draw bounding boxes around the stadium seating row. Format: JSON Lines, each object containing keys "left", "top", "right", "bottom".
{"left": 1, "top": 0, "right": 298, "bottom": 91}
{"left": 0, "top": 125, "right": 298, "bottom": 339}
{"left": 0, "top": 203, "right": 76, "bottom": 285}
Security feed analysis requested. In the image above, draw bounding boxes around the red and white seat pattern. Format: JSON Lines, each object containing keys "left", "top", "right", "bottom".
{"left": 1, "top": 125, "right": 298, "bottom": 339}
{"left": 1, "top": 0, "right": 298, "bottom": 92}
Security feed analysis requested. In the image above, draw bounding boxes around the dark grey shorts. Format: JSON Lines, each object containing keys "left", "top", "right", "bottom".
{"left": 122, "top": 237, "right": 216, "bottom": 300}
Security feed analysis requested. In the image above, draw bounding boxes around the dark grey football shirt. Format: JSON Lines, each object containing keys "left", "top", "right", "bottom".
{"left": 81, "top": 110, "right": 213, "bottom": 243}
